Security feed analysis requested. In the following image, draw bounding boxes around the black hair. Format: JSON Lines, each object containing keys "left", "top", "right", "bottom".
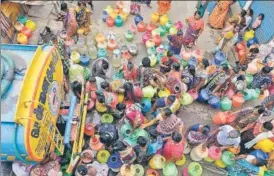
{"left": 222, "top": 64, "right": 229, "bottom": 72}
{"left": 194, "top": 11, "right": 200, "bottom": 18}
{"left": 97, "top": 95, "right": 105, "bottom": 103}
{"left": 189, "top": 65, "right": 196, "bottom": 76}
{"left": 241, "top": 65, "right": 248, "bottom": 71}
{"left": 112, "top": 141, "right": 127, "bottom": 151}
{"left": 127, "top": 61, "right": 134, "bottom": 70}
{"left": 241, "top": 10, "right": 247, "bottom": 17}
{"left": 100, "top": 81, "right": 110, "bottom": 90}
{"left": 72, "top": 81, "right": 82, "bottom": 97}
{"left": 172, "top": 132, "right": 182, "bottom": 143}
{"left": 137, "top": 136, "right": 147, "bottom": 147}
{"left": 248, "top": 9, "right": 254, "bottom": 16}
{"left": 102, "top": 60, "right": 109, "bottom": 70}
{"left": 258, "top": 107, "right": 265, "bottom": 114}
{"left": 142, "top": 57, "right": 151, "bottom": 67}
{"left": 124, "top": 82, "right": 137, "bottom": 102}
{"left": 263, "top": 122, "right": 273, "bottom": 131}
{"left": 167, "top": 95, "right": 176, "bottom": 103}
{"left": 61, "top": 3, "right": 68, "bottom": 11}
{"left": 99, "top": 132, "right": 112, "bottom": 144}
{"left": 237, "top": 75, "right": 245, "bottom": 81}
{"left": 116, "top": 103, "right": 126, "bottom": 111}
{"left": 167, "top": 50, "right": 174, "bottom": 57}
{"left": 163, "top": 108, "right": 172, "bottom": 117}
{"left": 259, "top": 13, "right": 265, "bottom": 20}
{"left": 88, "top": 76, "right": 96, "bottom": 82}
{"left": 256, "top": 158, "right": 268, "bottom": 167}
{"left": 77, "top": 165, "right": 88, "bottom": 175}
{"left": 202, "top": 58, "right": 209, "bottom": 68}
{"left": 173, "top": 62, "right": 180, "bottom": 71}
{"left": 262, "top": 66, "right": 273, "bottom": 74}
{"left": 250, "top": 48, "right": 259, "bottom": 54}
{"left": 202, "top": 125, "right": 211, "bottom": 135}
{"left": 148, "top": 128, "right": 158, "bottom": 139}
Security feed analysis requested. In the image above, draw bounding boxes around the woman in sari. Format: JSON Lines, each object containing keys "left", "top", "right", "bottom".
{"left": 209, "top": 0, "right": 236, "bottom": 29}
{"left": 75, "top": 2, "right": 91, "bottom": 35}
{"left": 157, "top": 0, "right": 171, "bottom": 15}
{"left": 168, "top": 31, "right": 184, "bottom": 55}
{"left": 61, "top": 3, "right": 77, "bottom": 39}
{"left": 183, "top": 11, "right": 205, "bottom": 48}
{"left": 250, "top": 66, "right": 273, "bottom": 90}
{"left": 196, "top": 0, "right": 208, "bottom": 18}
{"left": 187, "top": 124, "right": 211, "bottom": 147}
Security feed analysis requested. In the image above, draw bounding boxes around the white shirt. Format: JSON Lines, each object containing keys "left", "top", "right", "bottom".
{"left": 245, "top": 15, "right": 252, "bottom": 27}
{"left": 217, "top": 125, "right": 241, "bottom": 148}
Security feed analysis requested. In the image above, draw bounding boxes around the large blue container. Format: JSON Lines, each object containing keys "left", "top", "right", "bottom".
{"left": 198, "top": 89, "right": 210, "bottom": 102}
{"left": 134, "top": 14, "right": 143, "bottom": 25}
{"left": 141, "top": 98, "right": 152, "bottom": 113}
{"left": 213, "top": 51, "right": 226, "bottom": 66}
{"left": 208, "top": 95, "right": 220, "bottom": 109}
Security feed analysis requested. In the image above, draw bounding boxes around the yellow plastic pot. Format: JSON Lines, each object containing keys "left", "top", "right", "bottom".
{"left": 70, "top": 51, "right": 81, "bottom": 63}
{"left": 17, "top": 33, "right": 28, "bottom": 44}
{"left": 203, "top": 157, "right": 215, "bottom": 162}
{"left": 214, "top": 159, "right": 227, "bottom": 168}
{"left": 160, "top": 14, "right": 169, "bottom": 26}
{"left": 142, "top": 85, "right": 156, "bottom": 98}
{"left": 175, "top": 155, "right": 186, "bottom": 166}
{"left": 105, "top": 5, "right": 113, "bottom": 14}
{"left": 158, "top": 88, "right": 170, "bottom": 98}
{"left": 109, "top": 11, "right": 118, "bottom": 19}
{"left": 25, "top": 20, "right": 36, "bottom": 31}
{"left": 96, "top": 101, "right": 107, "bottom": 113}
{"left": 118, "top": 94, "right": 124, "bottom": 103}
{"left": 149, "top": 154, "right": 166, "bottom": 170}
{"left": 151, "top": 12, "right": 160, "bottom": 23}
{"left": 97, "top": 150, "right": 110, "bottom": 164}
{"left": 258, "top": 166, "right": 267, "bottom": 176}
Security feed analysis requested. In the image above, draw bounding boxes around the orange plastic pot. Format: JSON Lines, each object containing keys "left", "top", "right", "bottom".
{"left": 146, "top": 23, "right": 156, "bottom": 34}
{"left": 137, "top": 21, "right": 146, "bottom": 32}
{"left": 153, "top": 35, "right": 161, "bottom": 47}
{"left": 107, "top": 39, "right": 118, "bottom": 51}
{"left": 17, "top": 33, "right": 28, "bottom": 44}
{"left": 238, "top": 50, "right": 247, "bottom": 62}
{"left": 235, "top": 42, "right": 245, "bottom": 52}
{"left": 21, "top": 26, "right": 32, "bottom": 38}
{"left": 106, "top": 17, "right": 115, "bottom": 27}
{"left": 212, "top": 111, "right": 228, "bottom": 125}
{"left": 84, "top": 123, "right": 95, "bottom": 137}
{"left": 232, "top": 93, "right": 245, "bottom": 108}
{"left": 207, "top": 65, "right": 216, "bottom": 75}
{"left": 146, "top": 169, "right": 160, "bottom": 176}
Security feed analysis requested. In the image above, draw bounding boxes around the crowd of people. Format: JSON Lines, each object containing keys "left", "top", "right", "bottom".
{"left": 14, "top": 0, "right": 274, "bottom": 175}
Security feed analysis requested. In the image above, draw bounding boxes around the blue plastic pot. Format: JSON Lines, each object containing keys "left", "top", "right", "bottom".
{"left": 80, "top": 54, "right": 90, "bottom": 66}
{"left": 141, "top": 98, "right": 152, "bottom": 113}
{"left": 188, "top": 57, "right": 198, "bottom": 67}
{"left": 208, "top": 95, "right": 220, "bottom": 109}
{"left": 134, "top": 14, "right": 143, "bottom": 25}
{"left": 102, "top": 11, "right": 108, "bottom": 22}
{"left": 198, "top": 89, "right": 210, "bottom": 102}
{"left": 247, "top": 38, "right": 258, "bottom": 48}
{"left": 214, "top": 51, "right": 226, "bottom": 66}
{"left": 97, "top": 48, "right": 107, "bottom": 58}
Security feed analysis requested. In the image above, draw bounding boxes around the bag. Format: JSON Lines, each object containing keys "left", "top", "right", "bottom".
{"left": 130, "top": 2, "right": 140, "bottom": 15}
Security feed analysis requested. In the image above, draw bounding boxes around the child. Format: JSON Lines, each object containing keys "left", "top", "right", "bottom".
{"left": 252, "top": 13, "right": 264, "bottom": 30}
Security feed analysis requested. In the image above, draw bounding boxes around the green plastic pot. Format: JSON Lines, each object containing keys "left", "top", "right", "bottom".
{"left": 245, "top": 73, "right": 253, "bottom": 86}
{"left": 120, "top": 122, "right": 132, "bottom": 138}
{"left": 181, "top": 92, "right": 193, "bottom": 105}
{"left": 163, "top": 162, "right": 178, "bottom": 176}
{"left": 101, "top": 114, "right": 114, "bottom": 124}
{"left": 134, "top": 164, "right": 145, "bottom": 176}
{"left": 220, "top": 97, "right": 232, "bottom": 111}
{"left": 165, "top": 20, "right": 173, "bottom": 32}
{"left": 188, "top": 162, "right": 203, "bottom": 176}
{"left": 221, "top": 151, "right": 235, "bottom": 166}
{"left": 159, "top": 26, "right": 166, "bottom": 37}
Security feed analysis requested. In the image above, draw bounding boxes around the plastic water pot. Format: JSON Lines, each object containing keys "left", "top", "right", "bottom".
{"left": 141, "top": 98, "right": 152, "bottom": 113}
{"left": 146, "top": 23, "right": 156, "bottom": 33}
{"left": 134, "top": 14, "right": 143, "bottom": 25}
{"left": 97, "top": 48, "right": 107, "bottom": 58}
{"left": 221, "top": 151, "right": 235, "bottom": 166}
{"left": 137, "top": 21, "right": 146, "bottom": 32}
{"left": 181, "top": 92, "right": 193, "bottom": 105}
{"left": 17, "top": 15, "right": 27, "bottom": 24}
{"left": 115, "top": 16, "right": 123, "bottom": 27}
{"left": 245, "top": 73, "right": 254, "bottom": 86}
{"left": 149, "top": 154, "right": 166, "bottom": 169}
{"left": 124, "top": 30, "right": 134, "bottom": 42}
{"left": 142, "top": 32, "right": 152, "bottom": 44}
{"left": 106, "top": 17, "right": 115, "bottom": 27}
{"left": 160, "top": 14, "right": 169, "bottom": 26}
{"left": 208, "top": 96, "right": 220, "bottom": 109}
{"left": 198, "top": 89, "right": 210, "bottom": 102}
{"left": 232, "top": 93, "right": 245, "bottom": 108}
{"left": 163, "top": 162, "right": 178, "bottom": 176}
{"left": 151, "top": 12, "right": 160, "bottom": 23}
{"left": 208, "top": 146, "right": 222, "bottom": 160}
{"left": 214, "top": 51, "right": 226, "bottom": 66}
{"left": 188, "top": 57, "right": 198, "bottom": 67}
{"left": 220, "top": 97, "right": 232, "bottom": 111}
{"left": 17, "top": 33, "right": 28, "bottom": 44}
{"left": 25, "top": 20, "right": 36, "bottom": 31}
{"left": 188, "top": 162, "right": 203, "bottom": 176}
{"left": 212, "top": 111, "right": 230, "bottom": 125}
{"left": 102, "top": 11, "right": 108, "bottom": 22}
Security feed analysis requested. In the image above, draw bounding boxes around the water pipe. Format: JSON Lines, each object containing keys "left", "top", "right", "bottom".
{"left": 62, "top": 94, "right": 77, "bottom": 148}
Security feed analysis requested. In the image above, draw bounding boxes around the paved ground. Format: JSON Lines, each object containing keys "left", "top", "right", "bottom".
{"left": 1, "top": 1, "right": 268, "bottom": 175}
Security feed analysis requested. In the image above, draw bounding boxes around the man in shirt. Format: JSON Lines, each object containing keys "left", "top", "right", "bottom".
{"left": 208, "top": 125, "right": 241, "bottom": 149}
